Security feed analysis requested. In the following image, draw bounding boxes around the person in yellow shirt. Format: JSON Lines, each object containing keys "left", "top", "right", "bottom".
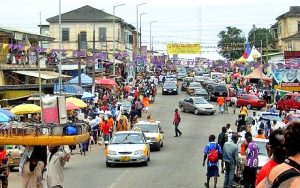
{"left": 240, "top": 105, "right": 248, "bottom": 119}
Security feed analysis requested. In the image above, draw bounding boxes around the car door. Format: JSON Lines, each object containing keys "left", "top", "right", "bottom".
{"left": 292, "top": 96, "right": 300, "bottom": 110}
{"left": 182, "top": 98, "right": 189, "bottom": 110}
{"left": 188, "top": 98, "right": 194, "bottom": 112}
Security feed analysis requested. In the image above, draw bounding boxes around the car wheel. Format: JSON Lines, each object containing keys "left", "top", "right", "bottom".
{"left": 161, "top": 141, "right": 164, "bottom": 147}
{"left": 194, "top": 109, "right": 199, "bottom": 115}
{"left": 180, "top": 106, "right": 185, "bottom": 112}
{"left": 162, "top": 91, "right": 165, "bottom": 95}
{"left": 210, "top": 112, "right": 215, "bottom": 115}
{"left": 143, "top": 161, "right": 148, "bottom": 166}
{"left": 106, "top": 162, "right": 111, "bottom": 167}
{"left": 9, "top": 166, "right": 14, "bottom": 171}
{"left": 157, "top": 146, "right": 161, "bottom": 151}
{"left": 148, "top": 155, "right": 151, "bottom": 161}
{"left": 247, "top": 104, "right": 252, "bottom": 109}
{"left": 175, "top": 91, "right": 178, "bottom": 95}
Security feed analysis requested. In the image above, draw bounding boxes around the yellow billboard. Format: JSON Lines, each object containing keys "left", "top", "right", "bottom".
{"left": 167, "top": 43, "right": 201, "bottom": 54}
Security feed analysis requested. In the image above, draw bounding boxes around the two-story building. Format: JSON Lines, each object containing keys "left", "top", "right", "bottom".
{"left": 45, "top": 5, "right": 136, "bottom": 78}
{"left": 272, "top": 6, "right": 300, "bottom": 51}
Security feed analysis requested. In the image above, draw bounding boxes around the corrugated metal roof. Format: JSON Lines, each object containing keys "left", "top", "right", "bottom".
{"left": 13, "top": 71, "right": 71, "bottom": 80}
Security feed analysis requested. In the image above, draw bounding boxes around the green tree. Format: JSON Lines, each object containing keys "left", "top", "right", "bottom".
{"left": 248, "top": 28, "right": 273, "bottom": 49}
{"left": 217, "top": 27, "right": 246, "bottom": 60}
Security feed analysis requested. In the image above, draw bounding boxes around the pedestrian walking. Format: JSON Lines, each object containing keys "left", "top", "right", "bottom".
{"left": 203, "top": 134, "right": 222, "bottom": 188}
{"left": 217, "top": 127, "right": 227, "bottom": 173}
{"left": 0, "top": 146, "right": 9, "bottom": 188}
{"left": 243, "top": 133, "right": 259, "bottom": 188}
{"left": 217, "top": 96, "right": 225, "bottom": 114}
{"left": 44, "top": 145, "right": 70, "bottom": 188}
{"left": 173, "top": 109, "right": 182, "bottom": 137}
{"left": 223, "top": 134, "right": 239, "bottom": 188}
{"left": 240, "top": 104, "right": 248, "bottom": 119}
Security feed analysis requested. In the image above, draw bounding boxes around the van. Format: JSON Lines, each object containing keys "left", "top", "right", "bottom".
{"left": 210, "top": 72, "right": 224, "bottom": 80}
{"left": 277, "top": 93, "right": 300, "bottom": 111}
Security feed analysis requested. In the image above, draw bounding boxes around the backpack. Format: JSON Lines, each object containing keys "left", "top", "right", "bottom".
{"left": 207, "top": 144, "right": 219, "bottom": 162}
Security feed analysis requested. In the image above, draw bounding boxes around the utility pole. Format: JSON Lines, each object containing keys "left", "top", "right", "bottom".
{"left": 58, "top": 0, "right": 62, "bottom": 95}
{"left": 92, "top": 20, "right": 96, "bottom": 94}
{"left": 78, "top": 33, "right": 81, "bottom": 86}
{"left": 253, "top": 24, "right": 256, "bottom": 47}
{"left": 266, "top": 32, "right": 269, "bottom": 64}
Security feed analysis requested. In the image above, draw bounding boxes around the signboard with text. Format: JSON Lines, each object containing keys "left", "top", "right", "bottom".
{"left": 167, "top": 43, "right": 201, "bottom": 54}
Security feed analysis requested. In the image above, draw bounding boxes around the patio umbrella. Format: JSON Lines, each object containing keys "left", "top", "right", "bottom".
{"left": 232, "top": 73, "right": 241, "bottom": 78}
{"left": 95, "top": 78, "right": 117, "bottom": 85}
{"left": 66, "top": 97, "right": 88, "bottom": 108}
{"left": 0, "top": 112, "right": 10, "bottom": 122}
{"left": 0, "top": 108, "right": 16, "bottom": 119}
{"left": 81, "top": 92, "right": 95, "bottom": 100}
{"left": 66, "top": 102, "right": 80, "bottom": 111}
{"left": 10, "top": 104, "right": 41, "bottom": 115}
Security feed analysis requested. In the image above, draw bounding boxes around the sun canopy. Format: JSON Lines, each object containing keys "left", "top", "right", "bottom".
{"left": 95, "top": 78, "right": 117, "bottom": 85}
{"left": 66, "top": 97, "right": 87, "bottom": 108}
{"left": 0, "top": 108, "right": 16, "bottom": 119}
{"left": 13, "top": 71, "right": 71, "bottom": 80}
{"left": 10, "top": 104, "right": 41, "bottom": 115}
{"left": 81, "top": 92, "right": 95, "bottom": 100}
{"left": 244, "top": 68, "right": 272, "bottom": 81}
{"left": 67, "top": 73, "right": 92, "bottom": 85}
{"left": 53, "top": 84, "right": 84, "bottom": 95}
{"left": 0, "top": 113, "right": 10, "bottom": 122}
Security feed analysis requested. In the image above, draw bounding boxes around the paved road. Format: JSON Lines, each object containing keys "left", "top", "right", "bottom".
{"left": 9, "top": 88, "right": 241, "bottom": 188}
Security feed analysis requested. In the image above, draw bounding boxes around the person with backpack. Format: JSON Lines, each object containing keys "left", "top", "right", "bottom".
{"left": 257, "top": 121, "right": 300, "bottom": 188}
{"left": 203, "top": 134, "right": 222, "bottom": 188}
{"left": 218, "top": 127, "right": 228, "bottom": 173}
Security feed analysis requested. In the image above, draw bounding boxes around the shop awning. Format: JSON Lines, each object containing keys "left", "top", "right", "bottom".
{"left": 68, "top": 73, "right": 92, "bottom": 85}
{"left": 13, "top": 71, "right": 71, "bottom": 80}
{"left": 53, "top": 84, "right": 84, "bottom": 95}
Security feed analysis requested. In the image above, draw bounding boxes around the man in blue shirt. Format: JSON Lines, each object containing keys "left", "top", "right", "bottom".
{"left": 203, "top": 134, "right": 222, "bottom": 188}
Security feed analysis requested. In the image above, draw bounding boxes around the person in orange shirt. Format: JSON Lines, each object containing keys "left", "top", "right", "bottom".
{"left": 142, "top": 95, "right": 150, "bottom": 113}
{"left": 107, "top": 115, "right": 114, "bottom": 138}
{"left": 256, "top": 129, "right": 266, "bottom": 139}
{"left": 217, "top": 96, "right": 225, "bottom": 114}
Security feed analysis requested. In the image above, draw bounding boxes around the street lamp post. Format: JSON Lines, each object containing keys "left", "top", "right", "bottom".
{"left": 113, "top": 3, "right": 125, "bottom": 77}
{"left": 139, "top": 13, "right": 147, "bottom": 54}
{"left": 58, "top": 0, "right": 62, "bottom": 95}
{"left": 136, "top": 3, "right": 146, "bottom": 51}
{"left": 149, "top": 21, "right": 157, "bottom": 71}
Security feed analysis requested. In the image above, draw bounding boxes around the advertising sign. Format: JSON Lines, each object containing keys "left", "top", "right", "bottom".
{"left": 167, "top": 43, "right": 201, "bottom": 54}
{"left": 273, "top": 69, "right": 300, "bottom": 92}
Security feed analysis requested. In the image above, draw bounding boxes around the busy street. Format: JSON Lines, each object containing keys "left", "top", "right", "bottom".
{"left": 9, "top": 86, "right": 239, "bottom": 188}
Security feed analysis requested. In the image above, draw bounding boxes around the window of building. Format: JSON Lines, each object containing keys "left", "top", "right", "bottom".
{"left": 278, "top": 23, "right": 281, "bottom": 34}
{"left": 62, "top": 28, "right": 69, "bottom": 41}
{"left": 298, "top": 21, "right": 300, "bottom": 32}
{"left": 99, "top": 27, "right": 106, "bottom": 42}
{"left": 80, "top": 31, "right": 87, "bottom": 49}
{"left": 129, "top": 35, "right": 133, "bottom": 44}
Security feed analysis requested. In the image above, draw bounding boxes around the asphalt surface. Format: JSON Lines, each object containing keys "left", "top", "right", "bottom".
{"left": 8, "top": 88, "right": 241, "bottom": 188}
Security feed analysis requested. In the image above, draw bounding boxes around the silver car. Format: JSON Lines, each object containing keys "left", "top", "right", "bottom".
{"left": 179, "top": 97, "right": 216, "bottom": 115}
{"left": 105, "top": 131, "right": 151, "bottom": 167}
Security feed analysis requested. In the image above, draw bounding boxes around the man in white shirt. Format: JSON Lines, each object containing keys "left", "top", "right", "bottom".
{"left": 226, "top": 123, "right": 232, "bottom": 142}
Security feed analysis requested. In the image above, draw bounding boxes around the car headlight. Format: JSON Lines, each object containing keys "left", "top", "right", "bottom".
{"left": 163, "top": 89, "right": 167, "bottom": 91}
{"left": 107, "top": 150, "right": 117, "bottom": 155}
{"left": 134, "top": 150, "right": 144, "bottom": 155}
{"left": 149, "top": 137, "right": 156, "bottom": 141}
{"left": 173, "top": 89, "right": 177, "bottom": 91}
{"left": 155, "top": 134, "right": 161, "bottom": 142}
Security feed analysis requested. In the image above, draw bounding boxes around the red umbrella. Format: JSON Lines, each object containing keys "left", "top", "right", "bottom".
{"left": 232, "top": 73, "right": 240, "bottom": 78}
{"left": 95, "top": 78, "right": 117, "bottom": 85}
{"left": 66, "top": 102, "right": 80, "bottom": 111}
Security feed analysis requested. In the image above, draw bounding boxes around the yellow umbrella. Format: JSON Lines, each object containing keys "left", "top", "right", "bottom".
{"left": 66, "top": 97, "right": 87, "bottom": 108}
{"left": 10, "top": 104, "right": 41, "bottom": 115}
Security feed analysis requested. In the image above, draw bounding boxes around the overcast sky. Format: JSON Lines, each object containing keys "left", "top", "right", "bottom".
{"left": 0, "top": 0, "right": 298, "bottom": 59}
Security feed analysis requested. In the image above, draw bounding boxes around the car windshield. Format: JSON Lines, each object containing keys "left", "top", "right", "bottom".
{"left": 194, "top": 76, "right": 203, "bottom": 81}
{"left": 110, "top": 133, "right": 144, "bottom": 144}
{"left": 249, "top": 95, "right": 259, "bottom": 99}
{"left": 238, "top": 140, "right": 268, "bottom": 156}
{"left": 134, "top": 124, "right": 158, "bottom": 133}
{"left": 214, "top": 85, "right": 227, "bottom": 91}
{"left": 262, "top": 114, "right": 282, "bottom": 121}
{"left": 122, "top": 101, "right": 131, "bottom": 107}
{"left": 166, "top": 77, "right": 176, "bottom": 81}
{"left": 190, "top": 83, "right": 201, "bottom": 87}
{"left": 164, "top": 83, "right": 176, "bottom": 87}
{"left": 185, "top": 78, "right": 194, "bottom": 82}
{"left": 194, "top": 89, "right": 207, "bottom": 94}
{"left": 193, "top": 97, "right": 209, "bottom": 104}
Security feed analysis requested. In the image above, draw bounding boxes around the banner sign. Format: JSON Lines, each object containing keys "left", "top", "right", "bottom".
{"left": 167, "top": 43, "right": 201, "bottom": 54}
{"left": 273, "top": 68, "right": 300, "bottom": 92}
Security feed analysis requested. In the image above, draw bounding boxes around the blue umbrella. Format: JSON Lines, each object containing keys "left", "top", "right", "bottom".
{"left": 81, "top": 92, "right": 95, "bottom": 100}
{"left": 0, "top": 112, "right": 10, "bottom": 122}
{"left": 0, "top": 108, "right": 16, "bottom": 119}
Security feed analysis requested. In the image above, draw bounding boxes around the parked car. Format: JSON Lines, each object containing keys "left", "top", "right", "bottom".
{"left": 277, "top": 93, "right": 300, "bottom": 111}
{"left": 181, "top": 77, "right": 195, "bottom": 91}
{"left": 187, "top": 82, "right": 202, "bottom": 95}
{"left": 179, "top": 97, "right": 216, "bottom": 115}
{"left": 194, "top": 76, "right": 205, "bottom": 83}
{"left": 284, "top": 112, "right": 300, "bottom": 124}
{"left": 120, "top": 100, "right": 132, "bottom": 114}
{"left": 162, "top": 82, "right": 178, "bottom": 95}
{"left": 105, "top": 131, "right": 150, "bottom": 167}
{"left": 208, "top": 84, "right": 228, "bottom": 101}
{"left": 252, "top": 112, "right": 286, "bottom": 136}
{"left": 6, "top": 145, "right": 23, "bottom": 170}
{"left": 236, "top": 94, "right": 266, "bottom": 110}
{"left": 177, "top": 71, "right": 187, "bottom": 80}
{"left": 193, "top": 88, "right": 209, "bottom": 100}
{"left": 237, "top": 138, "right": 269, "bottom": 170}
{"left": 133, "top": 121, "right": 164, "bottom": 151}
